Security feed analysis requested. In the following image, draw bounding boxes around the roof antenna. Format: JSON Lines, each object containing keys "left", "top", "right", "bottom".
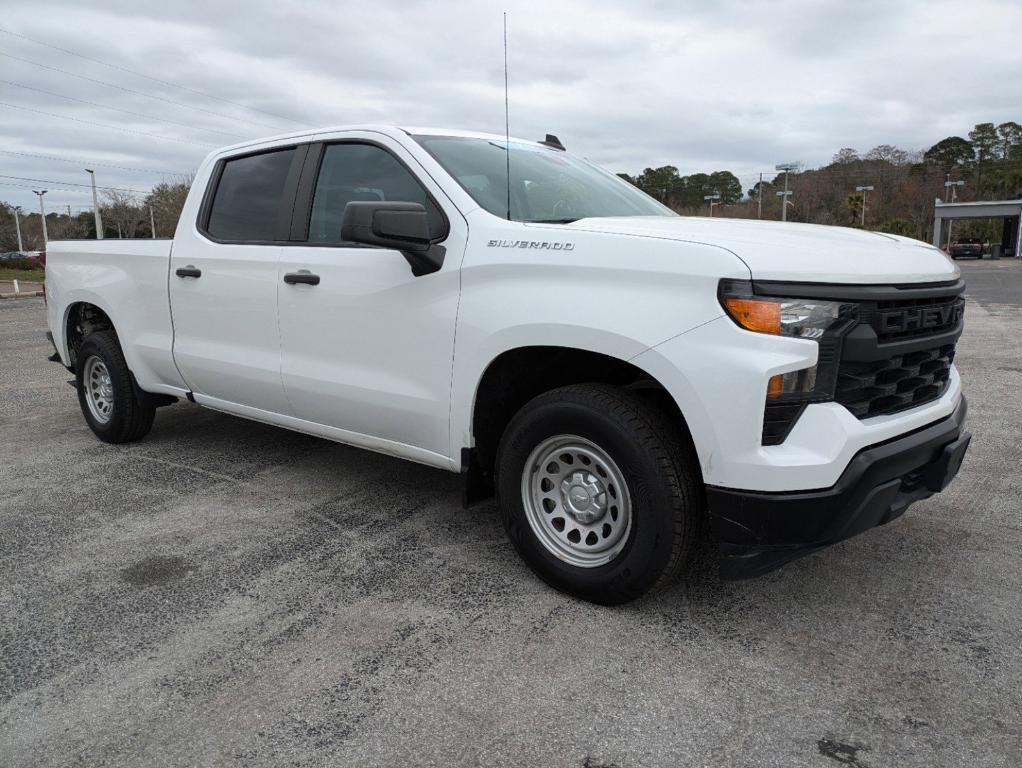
{"left": 503, "top": 11, "right": 511, "bottom": 221}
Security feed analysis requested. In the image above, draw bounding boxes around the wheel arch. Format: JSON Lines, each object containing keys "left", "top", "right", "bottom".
{"left": 62, "top": 298, "right": 118, "bottom": 370}
{"left": 462, "top": 342, "right": 702, "bottom": 502}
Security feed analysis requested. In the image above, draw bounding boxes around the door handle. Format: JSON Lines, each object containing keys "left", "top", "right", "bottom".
{"left": 175, "top": 266, "right": 202, "bottom": 278}
{"left": 283, "top": 271, "right": 320, "bottom": 286}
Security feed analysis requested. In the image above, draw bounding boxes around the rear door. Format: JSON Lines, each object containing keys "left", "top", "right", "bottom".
{"left": 170, "top": 145, "right": 306, "bottom": 414}
{"left": 275, "top": 134, "right": 465, "bottom": 457}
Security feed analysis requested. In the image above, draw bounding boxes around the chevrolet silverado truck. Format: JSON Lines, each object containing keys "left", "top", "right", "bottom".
{"left": 45, "top": 126, "right": 971, "bottom": 604}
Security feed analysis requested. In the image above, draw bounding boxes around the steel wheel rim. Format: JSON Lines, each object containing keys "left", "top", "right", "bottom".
{"left": 83, "top": 355, "right": 114, "bottom": 424}
{"left": 521, "top": 434, "right": 632, "bottom": 568}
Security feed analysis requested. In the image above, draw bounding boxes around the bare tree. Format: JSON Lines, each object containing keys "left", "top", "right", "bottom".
{"left": 832, "top": 148, "right": 860, "bottom": 164}
{"left": 865, "top": 144, "right": 910, "bottom": 165}
{"left": 100, "top": 189, "right": 145, "bottom": 238}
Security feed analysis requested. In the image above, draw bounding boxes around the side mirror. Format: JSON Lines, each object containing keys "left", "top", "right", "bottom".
{"left": 340, "top": 201, "right": 445, "bottom": 276}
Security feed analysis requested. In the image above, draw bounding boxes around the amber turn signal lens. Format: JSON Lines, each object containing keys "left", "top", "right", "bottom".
{"left": 766, "top": 374, "right": 784, "bottom": 398}
{"left": 722, "top": 297, "right": 781, "bottom": 334}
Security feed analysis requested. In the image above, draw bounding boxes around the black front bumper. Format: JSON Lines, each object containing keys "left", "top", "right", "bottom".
{"left": 709, "top": 397, "right": 970, "bottom": 580}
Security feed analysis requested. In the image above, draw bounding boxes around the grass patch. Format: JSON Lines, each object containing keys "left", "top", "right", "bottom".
{"left": 0, "top": 269, "right": 45, "bottom": 283}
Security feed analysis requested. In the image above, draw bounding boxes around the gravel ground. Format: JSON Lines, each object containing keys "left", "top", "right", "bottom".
{"left": 1, "top": 260, "right": 1020, "bottom": 767}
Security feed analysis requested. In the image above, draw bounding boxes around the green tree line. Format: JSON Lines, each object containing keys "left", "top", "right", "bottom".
{"left": 618, "top": 120, "right": 1022, "bottom": 243}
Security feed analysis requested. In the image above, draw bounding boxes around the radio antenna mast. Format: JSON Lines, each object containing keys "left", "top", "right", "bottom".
{"left": 503, "top": 11, "right": 511, "bottom": 221}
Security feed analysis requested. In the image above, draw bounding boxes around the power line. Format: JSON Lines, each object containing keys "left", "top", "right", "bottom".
{"left": 0, "top": 149, "right": 188, "bottom": 176}
{"left": 0, "top": 25, "right": 308, "bottom": 128}
{"left": 3, "top": 200, "right": 98, "bottom": 211}
{"left": 0, "top": 174, "right": 151, "bottom": 194}
{"left": 1, "top": 80, "right": 247, "bottom": 140}
{"left": 0, "top": 51, "right": 289, "bottom": 133}
{"left": 1, "top": 181, "right": 97, "bottom": 195}
{"left": 1, "top": 102, "right": 217, "bottom": 147}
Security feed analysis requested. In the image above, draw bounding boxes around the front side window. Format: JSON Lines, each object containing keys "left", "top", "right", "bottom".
{"left": 206, "top": 147, "right": 297, "bottom": 241}
{"left": 308, "top": 143, "right": 445, "bottom": 243}
{"left": 412, "top": 135, "right": 674, "bottom": 222}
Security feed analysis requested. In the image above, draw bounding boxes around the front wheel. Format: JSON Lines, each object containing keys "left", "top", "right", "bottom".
{"left": 76, "top": 331, "right": 156, "bottom": 443}
{"left": 496, "top": 384, "right": 702, "bottom": 604}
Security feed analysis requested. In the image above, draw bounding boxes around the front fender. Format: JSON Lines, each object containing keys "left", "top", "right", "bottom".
{"left": 450, "top": 323, "right": 680, "bottom": 459}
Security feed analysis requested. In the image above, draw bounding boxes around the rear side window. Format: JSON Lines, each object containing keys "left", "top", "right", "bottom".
{"left": 307, "top": 143, "right": 445, "bottom": 243}
{"left": 206, "top": 148, "right": 297, "bottom": 241}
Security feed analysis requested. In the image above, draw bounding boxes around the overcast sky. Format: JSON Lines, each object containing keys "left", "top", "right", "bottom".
{"left": 2, "top": 0, "right": 1020, "bottom": 213}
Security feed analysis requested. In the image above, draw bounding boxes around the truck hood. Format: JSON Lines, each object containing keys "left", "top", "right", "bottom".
{"left": 556, "top": 216, "right": 959, "bottom": 284}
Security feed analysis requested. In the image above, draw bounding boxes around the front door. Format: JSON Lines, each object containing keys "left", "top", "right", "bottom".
{"left": 276, "top": 137, "right": 464, "bottom": 458}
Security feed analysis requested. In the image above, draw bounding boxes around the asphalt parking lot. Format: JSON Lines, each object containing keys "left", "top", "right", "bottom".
{"left": 1, "top": 260, "right": 1020, "bottom": 767}
{"left": 0, "top": 280, "right": 44, "bottom": 297}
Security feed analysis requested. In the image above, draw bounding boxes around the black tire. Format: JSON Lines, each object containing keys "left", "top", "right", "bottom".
{"left": 496, "top": 384, "right": 702, "bottom": 604}
{"left": 75, "top": 331, "right": 156, "bottom": 443}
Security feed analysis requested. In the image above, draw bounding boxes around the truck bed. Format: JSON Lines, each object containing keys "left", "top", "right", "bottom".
{"left": 45, "top": 238, "right": 187, "bottom": 395}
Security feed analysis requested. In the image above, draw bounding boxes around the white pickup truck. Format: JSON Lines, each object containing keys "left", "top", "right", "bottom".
{"left": 45, "top": 125, "right": 970, "bottom": 603}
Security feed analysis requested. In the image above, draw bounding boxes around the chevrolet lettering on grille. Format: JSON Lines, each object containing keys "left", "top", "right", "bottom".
{"left": 877, "top": 301, "right": 964, "bottom": 335}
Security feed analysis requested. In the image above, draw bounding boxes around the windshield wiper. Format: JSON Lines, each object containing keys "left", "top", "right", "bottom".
{"left": 525, "top": 217, "right": 580, "bottom": 224}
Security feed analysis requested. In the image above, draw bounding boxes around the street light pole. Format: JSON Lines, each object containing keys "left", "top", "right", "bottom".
{"left": 85, "top": 169, "right": 104, "bottom": 239}
{"left": 704, "top": 192, "right": 721, "bottom": 217}
{"left": 775, "top": 162, "right": 800, "bottom": 221}
{"left": 944, "top": 178, "right": 965, "bottom": 248}
{"left": 776, "top": 190, "right": 793, "bottom": 218}
{"left": 150, "top": 206, "right": 156, "bottom": 238}
{"left": 13, "top": 206, "right": 24, "bottom": 252}
{"left": 855, "top": 185, "right": 874, "bottom": 227}
{"left": 757, "top": 172, "right": 763, "bottom": 219}
{"left": 782, "top": 172, "right": 789, "bottom": 221}
{"left": 32, "top": 189, "right": 48, "bottom": 247}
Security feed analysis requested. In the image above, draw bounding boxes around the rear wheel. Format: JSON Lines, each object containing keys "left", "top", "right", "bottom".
{"left": 75, "top": 331, "right": 156, "bottom": 443}
{"left": 496, "top": 384, "right": 702, "bottom": 604}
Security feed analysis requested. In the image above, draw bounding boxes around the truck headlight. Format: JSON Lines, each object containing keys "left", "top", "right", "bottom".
{"left": 720, "top": 295, "right": 851, "bottom": 340}
{"left": 718, "top": 280, "right": 859, "bottom": 443}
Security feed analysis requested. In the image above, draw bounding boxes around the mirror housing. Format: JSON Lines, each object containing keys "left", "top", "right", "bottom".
{"left": 340, "top": 201, "right": 445, "bottom": 276}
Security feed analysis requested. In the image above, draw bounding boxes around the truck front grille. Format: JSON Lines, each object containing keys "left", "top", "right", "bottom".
{"left": 755, "top": 279, "right": 964, "bottom": 443}
{"left": 835, "top": 343, "right": 955, "bottom": 419}
{"left": 862, "top": 294, "right": 965, "bottom": 343}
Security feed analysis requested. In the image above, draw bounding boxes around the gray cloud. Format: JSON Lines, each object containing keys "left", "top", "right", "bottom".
{"left": 2, "top": 0, "right": 1020, "bottom": 212}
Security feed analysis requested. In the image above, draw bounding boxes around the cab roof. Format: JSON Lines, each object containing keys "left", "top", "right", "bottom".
{"left": 214, "top": 124, "right": 548, "bottom": 156}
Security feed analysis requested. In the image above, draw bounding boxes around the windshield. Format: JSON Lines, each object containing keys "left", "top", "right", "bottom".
{"left": 413, "top": 135, "right": 674, "bottom": 222}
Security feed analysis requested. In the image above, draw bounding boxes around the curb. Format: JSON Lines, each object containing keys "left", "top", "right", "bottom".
{"left": 0, "top": 290, "right": 45, "bottom": 299}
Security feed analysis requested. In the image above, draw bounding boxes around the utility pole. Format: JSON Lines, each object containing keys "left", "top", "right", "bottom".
{"left": 85, "top": 169, "right": 104, "bottom": 239}
{"left": 117, "top": 223, "right": 122, "bottom": 239}
{"left": 33, "top": 189, "right": 48, "bottom": 246}
{"left": 757, "top": 172, "right": 763, "bottom": 219}
{"left": 149, "top": 206, "right": 157, "bottom": 238}
{"left": 13, "top": 206, "right": 24, "bottom": 252}
{"left": 704, "top": 192, "right": 721, "bottom": 217}
{"left": 66, "top": 204, "right": 72, "bottom": 218}
{"left": 855, "top": 185, "right": 874, "bottom": 227}
{"left": 775, "top": 162, "right": 799, "bottom": 221}
{"left": 944, "top": 176, "right": 965, "bottom": 248}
